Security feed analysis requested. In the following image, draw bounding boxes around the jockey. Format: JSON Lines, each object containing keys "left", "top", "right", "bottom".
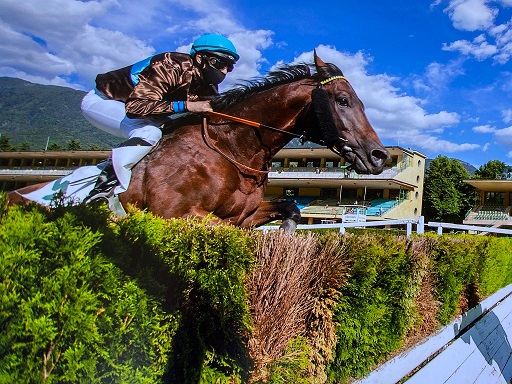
{"left": 81, "top": 33, "right": 239, "bottom": 202}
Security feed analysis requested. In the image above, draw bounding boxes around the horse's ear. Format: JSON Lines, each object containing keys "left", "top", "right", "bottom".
{"left": 314, "top": 50, "right": 328, "bottom": 70}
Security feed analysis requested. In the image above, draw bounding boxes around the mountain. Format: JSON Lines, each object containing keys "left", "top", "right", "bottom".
{"left": 0, "top": 77, "right": 122, "bottom": 150}
{"left": 425, "top": 158, "right": 477, "bottom": 176}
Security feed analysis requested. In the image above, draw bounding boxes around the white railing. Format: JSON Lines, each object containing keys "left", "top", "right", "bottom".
{"left": 257, "top": 217, "right": 512, "bottom": 237}
{"left": 258, "top": 217, "right": 425, "bottom": 237}
{"left": 428, "top": 221, "right": 512, "bottom": 235}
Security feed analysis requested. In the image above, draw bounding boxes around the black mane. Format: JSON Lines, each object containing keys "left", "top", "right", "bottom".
{"left": 211, "top": 62, "right": 343, "bottom": 111}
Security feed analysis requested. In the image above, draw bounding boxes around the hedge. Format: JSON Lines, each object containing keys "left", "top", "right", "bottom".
{"left": 1, "top": 193, "right": 512, "bottom": 383}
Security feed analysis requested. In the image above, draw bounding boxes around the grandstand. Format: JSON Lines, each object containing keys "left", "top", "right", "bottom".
{"left": 265, "top": 146, "right": 426, "bottom": 223}
{"left": 463, "top": 176, "right": 512, "bottom": 229}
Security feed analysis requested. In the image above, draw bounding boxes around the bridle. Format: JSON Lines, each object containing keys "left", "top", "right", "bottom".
{"left": 201, "top": 75, "right": 350, "bottom": 179}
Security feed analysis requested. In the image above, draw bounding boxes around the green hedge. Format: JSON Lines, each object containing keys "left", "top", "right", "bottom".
{"left": 0, "top": 201, "right": 175, "bottom": 383}
{"left": 326, "top": 233, "right": 417, "bottom": 382}
{"left": 1, "top": 193, "right": 512, "bottom": 383}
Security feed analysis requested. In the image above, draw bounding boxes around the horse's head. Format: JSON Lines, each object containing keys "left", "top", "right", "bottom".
{"left": 210, "top": 53, "right": 389, "bottom": 175}
{"left": 300, "top": 52, "right": 389, "bottom": 175}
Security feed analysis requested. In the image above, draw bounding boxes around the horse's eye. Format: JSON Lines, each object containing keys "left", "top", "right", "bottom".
{"left": 336, "top": 97, "right": 349, "bottom": 107}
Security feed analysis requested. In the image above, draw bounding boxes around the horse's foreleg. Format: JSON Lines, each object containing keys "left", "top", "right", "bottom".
{"left": 239, "top": 200, "right": 301, "bottom": 232}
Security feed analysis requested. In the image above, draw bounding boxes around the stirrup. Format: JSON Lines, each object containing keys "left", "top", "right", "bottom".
{"left": 83, "top": 181, "right": 118, "bottom": 205}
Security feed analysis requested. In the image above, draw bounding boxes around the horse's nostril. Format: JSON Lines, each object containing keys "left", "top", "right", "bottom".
{"left": 371, "top": 149, "right": 390, "bottom": 167}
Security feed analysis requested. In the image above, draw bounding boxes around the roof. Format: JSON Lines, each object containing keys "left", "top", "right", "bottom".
{"left": 463, "top": 179, "right": 512, "bottom": 192}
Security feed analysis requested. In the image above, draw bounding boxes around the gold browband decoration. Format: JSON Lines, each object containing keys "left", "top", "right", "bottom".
{"left": 320, "top": 75, "right": 346, "bottom": 85}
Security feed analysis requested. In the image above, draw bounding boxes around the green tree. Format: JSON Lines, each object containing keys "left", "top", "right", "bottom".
{"left": 88, "top": 143, "right": 102, "bottom": 150}
{"left": 472, "top": 159, "right": 506, "bottom": 179}
{"left": 423, "top": 156, "right": 477, "bottom": 223}
{"left": 0, "top": 134, "right": 14, "bottom": 151}
{"left": 47, "top": 142, "right": 64, "bottom": 151}
{"left": 17, "top": 140, "right": 31, "bottom": 151}
{"left": 67, "top": 139, "right": 82, "bottom": 150}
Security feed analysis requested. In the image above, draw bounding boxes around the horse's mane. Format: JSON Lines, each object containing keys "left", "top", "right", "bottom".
{"left": 211, "top": 62, "right": 344, "bottom": 111}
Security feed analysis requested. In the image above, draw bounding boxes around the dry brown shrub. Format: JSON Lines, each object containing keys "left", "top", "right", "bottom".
{"left": 399, "top": 237, "right": 440, "bottom": 352}
{"left": 248, "top": 231, "right": 350, "bottom": 382}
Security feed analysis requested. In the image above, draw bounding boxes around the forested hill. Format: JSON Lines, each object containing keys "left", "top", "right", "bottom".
{"left": 0, "top": 77, "right": 122, "bottom": 150}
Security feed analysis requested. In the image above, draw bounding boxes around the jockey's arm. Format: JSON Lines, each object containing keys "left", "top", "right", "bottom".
{"left": 125, "top": 59, "right": 211, "bottom": 118}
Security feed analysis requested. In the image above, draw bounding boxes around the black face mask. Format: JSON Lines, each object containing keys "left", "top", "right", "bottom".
{"left": 201, "top": 62, "right": 226, "bottom": 85}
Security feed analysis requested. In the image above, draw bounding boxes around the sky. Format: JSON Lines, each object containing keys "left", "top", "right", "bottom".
{"left": 1, "top": 0, "right": 512, "bottom": 168}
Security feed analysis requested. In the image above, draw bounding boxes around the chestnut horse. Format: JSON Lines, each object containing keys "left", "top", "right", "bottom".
{"left": 9, "top": 53, "right": 389, "bottom": 231}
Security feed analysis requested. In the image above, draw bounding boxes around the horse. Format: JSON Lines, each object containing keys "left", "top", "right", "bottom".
{"left": 8, "top": 52, "right": 389, "bottom": 232}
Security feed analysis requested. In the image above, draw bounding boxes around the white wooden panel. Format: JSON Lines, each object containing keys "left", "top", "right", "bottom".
{"left": 357, "top": 284, "right": 512, "bottom": 384}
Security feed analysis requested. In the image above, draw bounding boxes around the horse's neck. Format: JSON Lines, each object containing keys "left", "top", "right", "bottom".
{"left": 226, "top": 85, "right": 311, "bottom": 156}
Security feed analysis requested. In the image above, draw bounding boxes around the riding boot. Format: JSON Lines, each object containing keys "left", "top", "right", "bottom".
{"left": 83, "top": 156, "right": 118, "bottom": 203}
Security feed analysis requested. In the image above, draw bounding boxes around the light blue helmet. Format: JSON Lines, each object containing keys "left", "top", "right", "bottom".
{"left": 190, "top": 34, "right": 239, "bottom": 62}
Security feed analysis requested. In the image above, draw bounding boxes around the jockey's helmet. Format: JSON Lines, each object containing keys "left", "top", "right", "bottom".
{"left": 190, "top": 34, "right": 239, "bottom": 63}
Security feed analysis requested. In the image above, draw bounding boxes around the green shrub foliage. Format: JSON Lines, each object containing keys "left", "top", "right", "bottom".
{"left": 2, "top": 194, "right": 512, "bottom": 383}
{"left": 111, "top": 211, "right": 255, "bottom": 383}
{"left": 479, "top": 237, "right": 512, "bottom": 296}
{"left": 0, "top": 204, "right": 175, "bottom": 383}
{"left": 327, "top": 233, "right": 416, "bottom": 382}
{"left": 429, "top": 234, "right": 484, "bottom": 323}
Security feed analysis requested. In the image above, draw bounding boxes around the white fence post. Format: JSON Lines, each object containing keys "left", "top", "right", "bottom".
{"left": 417, "top": 216, "right": 425, "bottom": 235}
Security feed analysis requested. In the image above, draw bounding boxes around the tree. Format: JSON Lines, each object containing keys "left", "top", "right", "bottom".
{"left": 472, "top": 160, "right": 506, "bottom": 179}
{"left": 17, "top": 141, "right": 31, "bottom": 151}
{"left": 0, "top": 134, "right": 14, "bottom": 151}
{"left": 423, "top": 156, "right": 477, "bottom": 223}
{"left": 67, "top": 139, "right": 82, "bottom": 150}
{"left": 47, "top": 142, "right": 64, "bottom": 151}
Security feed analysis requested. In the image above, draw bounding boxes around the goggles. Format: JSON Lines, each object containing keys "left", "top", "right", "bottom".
{"left": 204, "top": 54, "right": 235, "bottom": 72}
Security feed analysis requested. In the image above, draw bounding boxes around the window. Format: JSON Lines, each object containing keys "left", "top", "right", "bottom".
{"left": 485, "top": 192, "right": 504, "bottom": 205}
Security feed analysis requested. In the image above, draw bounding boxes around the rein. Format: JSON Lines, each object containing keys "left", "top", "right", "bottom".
{"left": 207, "top": 111, "right": 304, "bottom": 140}
{"left": 201, "top": 117, "right": 269, "bottom": 184}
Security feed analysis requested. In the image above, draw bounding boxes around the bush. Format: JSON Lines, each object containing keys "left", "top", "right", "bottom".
{"left": 0, "top": 203, "right": 175, "bottom": 383}
{"left": 112, "top": 210, "right": 255, "bottom": 383}
{"left": 430, "top": 235, "right": 487, "bottom": 324}
{"left": 3, "top": 193, "right": 512, "bottom": 383}
{"left": 327, "top": 233, "right": 416, "bottom": 382}
{"left": 479, "top": 237, "right": 512, "bottom": 295}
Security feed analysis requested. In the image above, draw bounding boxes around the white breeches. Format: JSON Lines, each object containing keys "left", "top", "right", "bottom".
{"left": 81, "top": 89, "right": 164, "bottom": 193}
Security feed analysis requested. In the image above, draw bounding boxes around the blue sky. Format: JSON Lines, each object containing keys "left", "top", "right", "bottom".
{"left": 1, "top": 0, "right": 512, "bottom": 168}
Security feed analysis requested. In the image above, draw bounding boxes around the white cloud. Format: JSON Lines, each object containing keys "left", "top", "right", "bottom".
{"left": 421, "top": 60, "right": 465, "bottom": 93}
{"left": 430, "top": 0, "right": 443, "bottom": 10}
{"left": 444, "top": 0, "right": 498, "bottom": 31}
{"left": 440, "top": 1, "right": 512, "bottom": 64}
{"left": 483, "top": 142, "right": 490, "bottom": 151}
{"left": 473, "top": 124, "right": 497, "bottom": 133}
{"left": 503, "top": 109, "right": 512, "bottom": 123}
{"left": 494, "top": 126, "right": 512, "bottom": 146}
{"left": 0, "top": 0, "right": 274, "bottom": 89}
{"left": 442, "top": 35, "right": 498, "bottom": 60}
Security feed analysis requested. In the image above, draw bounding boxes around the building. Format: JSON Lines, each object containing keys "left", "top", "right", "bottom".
{"left": 0, "top": 146, "right": 426, "bottom": 223}
{"left": 0, "top": 150, "right": 110, "bottom": 190}
{"left": 463, "top": 166, "right": 512, "bottom": 229}
{"left": 266, "top": 146, "right": 426, "bottom": 223}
